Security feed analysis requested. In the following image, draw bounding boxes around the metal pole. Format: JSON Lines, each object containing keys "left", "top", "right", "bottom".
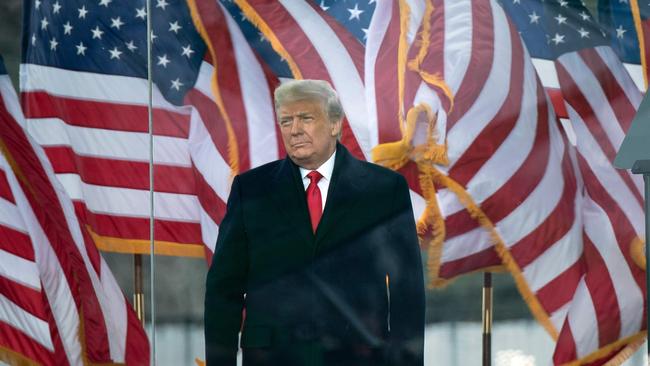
{"left": 643, "top": 173, "right": 650, "bottom": 356}
{"left": 145, "top": 0, "right": 156, "bottom": 363}
{"left": 133, "top": 254, "right": 145, "bottom": 326}
{"left": 482, "top": 272, "right": 492, "bottom": 366}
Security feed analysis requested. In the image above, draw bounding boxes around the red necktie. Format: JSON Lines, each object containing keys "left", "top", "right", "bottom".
{"left": 306, "top": 171, "right": 323, "bottom": 233}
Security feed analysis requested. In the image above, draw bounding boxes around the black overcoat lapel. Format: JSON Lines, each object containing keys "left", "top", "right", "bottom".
{"left": 314, "top": 144, "right": 369, "bottom": 254}
{"left": 267, "top": 156, "right": 315, "bottom": 248}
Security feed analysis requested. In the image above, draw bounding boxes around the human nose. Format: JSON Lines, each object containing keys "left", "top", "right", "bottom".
{"left": 290, "top": 117, "right": 303, "bottom": 135}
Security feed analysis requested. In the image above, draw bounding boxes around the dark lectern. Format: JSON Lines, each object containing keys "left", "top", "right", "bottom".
{"left": 614, "top": 92, "right": 650, "bottom": 354}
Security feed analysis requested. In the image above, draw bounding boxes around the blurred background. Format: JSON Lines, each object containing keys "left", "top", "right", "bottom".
{"left": 1, "top": 0, "right": 646, "bottom": 365}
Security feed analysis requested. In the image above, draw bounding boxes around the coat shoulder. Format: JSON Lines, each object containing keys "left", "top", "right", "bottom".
{"left": 236, "top": 159, "right": 284, "bottom": 184}
{"left": 357, "top": 160, "right": 407, "bottom": 187}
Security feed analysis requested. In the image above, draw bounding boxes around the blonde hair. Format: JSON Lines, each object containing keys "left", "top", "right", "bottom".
{"left": 274, "top": 79, "right": 344, "bottom": 123}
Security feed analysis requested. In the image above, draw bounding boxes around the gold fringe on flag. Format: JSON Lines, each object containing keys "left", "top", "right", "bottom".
{"left": 0, "top": 347, "right": 40, "bottom": 366}
{"left": 397, "top": 0, "right": 411, "bottom": 134}
{"left": 406, "top": 0, "right": 454, "bottom": 113}
{"left": 566, "top": 332, "right": 647, "bottom": 366}
{"left": 629, "top": 0, "right": 648, "bottom": 89}
{"left": 187, "top": 0, "right": 241, "bottom": 176}
{"left": 630, "top": 236, "right": 646, "bottom": 270}
{"left": 233, "top": 0, "right": 303, "bottom": 79}
{"left": 602, "top": 332, "right": 647, "bottom": 366}
{"left": 87, "top": 225, "right": 205, "bottom": 258}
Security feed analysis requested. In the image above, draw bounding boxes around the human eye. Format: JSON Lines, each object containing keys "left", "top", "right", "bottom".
{"left": 279, "top": 118, "right": 292, "bottom": 127}
{"left": 301, "top": 115, "right": 314, "bottom": 122}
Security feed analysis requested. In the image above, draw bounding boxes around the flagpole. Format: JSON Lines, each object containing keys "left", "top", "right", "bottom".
{"left": 643, "top": 172, "right": 650, "bottom": 358}
{"left": 146, "top": 0, "right": 156, "bottom": 363}
{"left": 133, "top": 254, "right": 145, "bottom": 325}
{"left": 626, "top": 160, "right": 650, "bottom": 357}
{"left": 482, "top": 272, "right": 492, "bottom": 366}
{"left": 634, "top": 163, "right": 650, "bottom": 357}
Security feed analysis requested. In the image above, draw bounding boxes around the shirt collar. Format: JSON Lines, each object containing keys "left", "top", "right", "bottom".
{"left": 299, "top": 150, "right": 336, "bottom": 182}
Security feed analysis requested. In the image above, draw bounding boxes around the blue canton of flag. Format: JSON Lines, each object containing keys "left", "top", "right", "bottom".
{"left": 22, "top": 0, "right": 207, "bottom": 105}
{"left": 219, "top": 0, "right": 376, "bottom": 78}
{"left": 499, "top": 0, "right": 609, "bottom": 59}
{"left": 597, "top": 0, "right": 648, "bottom": 64}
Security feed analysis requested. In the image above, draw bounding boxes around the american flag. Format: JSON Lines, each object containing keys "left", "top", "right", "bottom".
{"left": 0, "top": 55, "right": 149, "bottom": 365}
{"left": 17, "top": 0, "right": 648, "bottom": 364}
{"left": 365, "top": 1, "right": 582, "bottom": 326}
{"left": 20, "top": 0, "right": 273, "bottom": 260}
{"left": 501, "top": 0, "right": 646, "bottom": 363}
{"left": 598, "top": 0, "right": 649, "bottom": 87}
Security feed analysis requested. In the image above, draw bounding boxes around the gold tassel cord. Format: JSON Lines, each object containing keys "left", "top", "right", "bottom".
{"left": 429, "top": 168, "right": 558, "bottom": 339}
{"left": 416, "top": 163, "right": 446, "bottom": 289}
{"left": 372, "top": 103, "right": 449, "bottom": 288}
{"left": 373, "top": 100, "right": 558, "bottom": 337}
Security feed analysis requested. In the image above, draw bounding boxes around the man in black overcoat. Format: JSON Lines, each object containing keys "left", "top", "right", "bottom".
{"left": 204, "top": 79, "right": 425, "bottom": 366}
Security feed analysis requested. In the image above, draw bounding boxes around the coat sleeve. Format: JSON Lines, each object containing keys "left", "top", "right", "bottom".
{"left": 204, "top": 175, "right": 248, "bottom": 366}
{"left": 386, "top": 175, "right": 425, "bottom": 365}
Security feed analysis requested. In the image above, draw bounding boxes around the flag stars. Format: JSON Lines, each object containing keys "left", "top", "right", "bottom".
{"left": 347, "top": 3, "right": 364, "bottom": 21}
{"left": 616, "top": 25, "right": 627, "bottom": 38}
{"left": 169, "top": 21, "right": 182, "bottom": 33}
{"left": 156, "top": 0, "right": 169, "bottom": 10}
{"left": 151, "top": 31, "right": 157, "bottom": 42}
{"left": 171, "top": 78, "right": 183, "bottom": 91}
{"left": 551, "top": 33, "right": 565, "bottom": 45}
{"left": 554, "top": 14, "right": 567, "bottom": 25}
{"left": 76, "top": 42, "right": 87, "bottom": 55}
{"left": 109, "top": 47, "right": 122, "bottom": 59}
{"left": 135, "top": 7, "right": 147, "bottom": 19}
{"left": 529, "top": 11, "right": 540, "bottom": 24}
{"left": 53, "top": 2, "right": 62, "bottom": 14}
{"left": 512, "top": 0, "right": 521, "bottom": 4}
{"left": 40, "top": 18, "right": 49, "bottom": 30}
{"left": 259, "top": 31, "right": 266, "bottom": 42}
{"left": 558, "top": 0, "right": 568, "bottom": 6}
{"left": 157, "top": 54, "right": 170, "bottom": 67}
{"left": 181, "top": 44, "right": 194, "bottom": 57}
{"left": 320, "top": 0, "right": 329, "bottom": 11}
{"left": 577, "top": 27, "right": 589, "bottom": 38}
{"left": 126, "top": 40, "right": 137, "bottom": 51}
{"left": 63, "top": 22, "right": 73, "bottom": 35}
{"left": 91, "top": 26, "right": 104, "bottom": 39}
{"left": 78, "top": 6, "right": 88, "bottom": 19}
{"left": 99, "top": 0, "right": 112, "bottom": 7}
{"left": 31, "top": 34, "right": 36, "bottom": 45}
{"left": 110, "top": 17, "right": 124, "bottom": 30}
{"left": 35, "top": 0, "right": 41, "bottom": 9}
{"left": 579, "top": 11, "right": 590, "bottom": 21}
{"left": 362, "top": 27, "right": 369, "bottom": 40}
{"left": 49, "top": 38, "right": 58, "bottom": 51}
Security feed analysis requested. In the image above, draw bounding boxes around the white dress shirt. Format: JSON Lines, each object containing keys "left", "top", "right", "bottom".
{"left": 299, "top": 151, "right": 336, "bottom": 212}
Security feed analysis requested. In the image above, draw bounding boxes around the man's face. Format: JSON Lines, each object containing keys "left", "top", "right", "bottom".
{"left": 278, "top": 99, "right": 342, "bottom": 170}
